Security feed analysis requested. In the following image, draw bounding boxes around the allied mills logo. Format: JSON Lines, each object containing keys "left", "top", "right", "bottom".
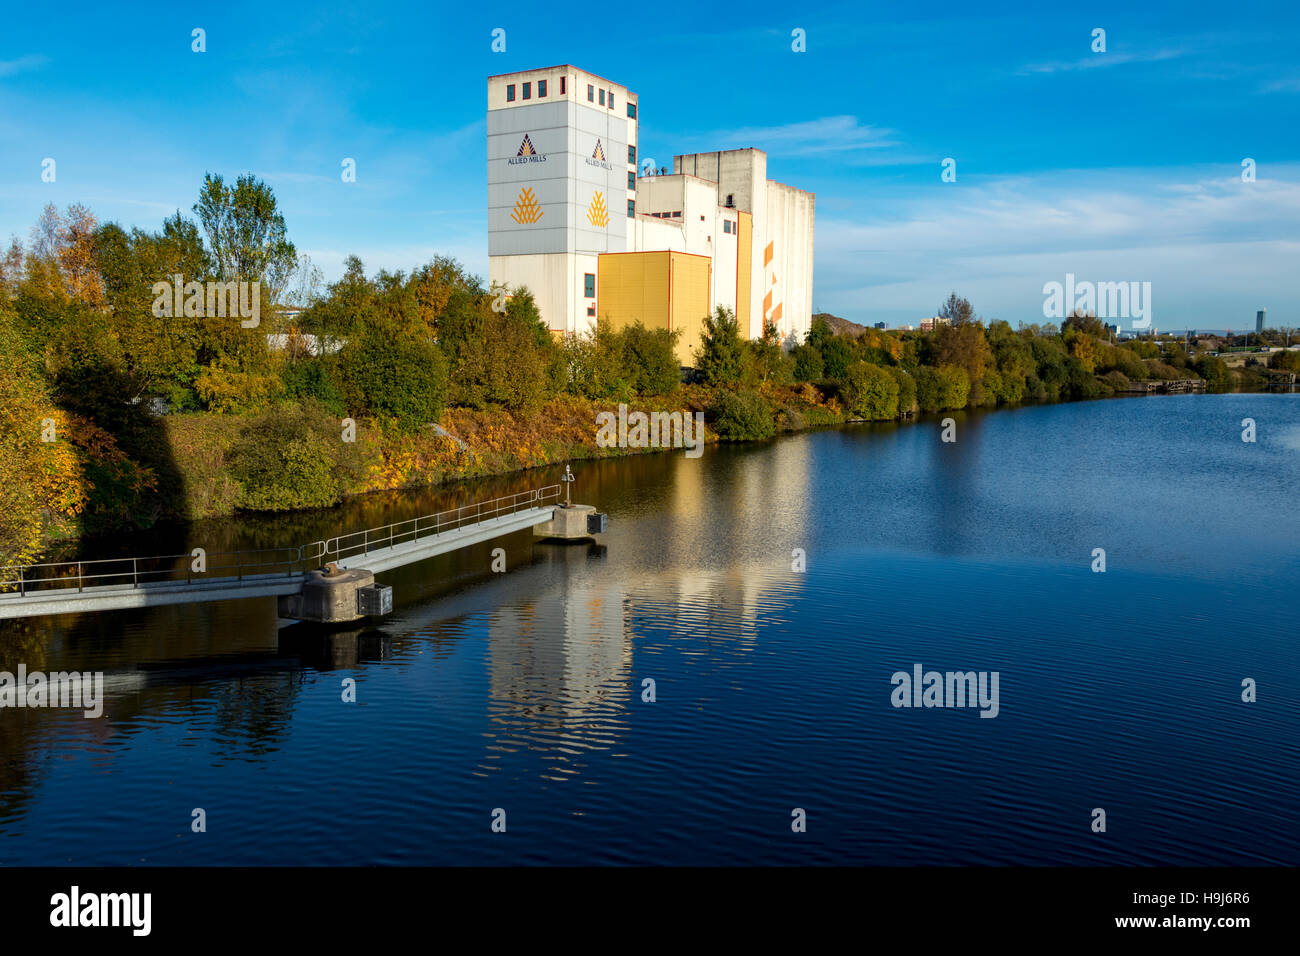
{"left": 508, "top": 134, "right": 547, "bottom": 166}
{"left": 586, "top": 138, "right": 612, "bottom": 171}
{"left": 511, "top": 187, "right": 543, "bottom": 224}
{"left": 587, "top": 191, "right": 609, "bottom": 229}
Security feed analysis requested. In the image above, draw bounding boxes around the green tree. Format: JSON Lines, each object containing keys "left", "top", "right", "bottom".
{"left": 938, "top": 292, "right": 974, "bottom": 326}
{"left": 821, "top": 336, "right": 854, "bottom": 380}
{"left": 339, "top": 329, "right": 449, "bottom": 427}
{"left": 620, "top": 322, "right": 682, "bottom": 395}
{"left": 747, "top": 318, "right": 791, "bottom": 385}
{"left": 697, "top": 306, "right": 746, "bottom": 385}
{"left": 792, "top": 343, "right": 824, "bottom": 382}
{"left": 193, "top": 173, "right": 298, "bottom": 300}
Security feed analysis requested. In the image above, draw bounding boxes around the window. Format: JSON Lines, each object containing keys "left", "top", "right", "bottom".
{"left": 674, "top": 211, "right": 681, "bottom": 218}
{"left": 588, "top": 84, "right": 594, "bottom": 102}
{"left": 627, "top": 103, "right": 636, "bottom": 119}
{"left": 599, "top": 89, "right": 605, "bottom": 106}
{"left": 539, "top": 79, "right": 547, "bottom": 97}
{"left": 628, "top": 199, "right": 635, "bottom": 218}
{"left": 724, "top": 220, "right": 732, "bottom": 234}
{"left": 522, "top": 82, "right": 531, "bottom": 100}
{"left": 584, "top": 274, "right": 595, "bottom": 298}
{"left": 628, "top": 145, "right": 636, "bottom": 164}
{"left": 506, "top": 84, "right": 515, "bottom": 102}
{"left": 609, "top": 94, "right": 615, "bottom": 110}
{"left": 628, "top": 171, "right": 636, "bottom": 189}
{"left": 560, "top": 76, "right": 566, "bottom": 95}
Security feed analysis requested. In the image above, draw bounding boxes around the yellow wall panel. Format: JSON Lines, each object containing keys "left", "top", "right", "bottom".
{"left": 737, "top": 211, "right": 752, "bottom": 335}
{"left": 598, "top": 250, "right": 712, "bottom": 368}
{"left": 668, "top": 252, "right": 711, "bottom": 367}
{"left": 598, "top": 252, "right": 671, "bottom": 332}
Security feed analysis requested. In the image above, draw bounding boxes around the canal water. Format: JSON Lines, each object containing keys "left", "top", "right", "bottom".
{"left": 2, "top": 393, "right": 1297, "bottom": 865}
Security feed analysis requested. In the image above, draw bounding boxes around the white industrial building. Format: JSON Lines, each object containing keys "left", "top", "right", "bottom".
{"left": 487, "top": 65, "right": 815, "bottom": 364}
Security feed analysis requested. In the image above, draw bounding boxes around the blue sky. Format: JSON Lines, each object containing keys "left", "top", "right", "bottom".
{"left": 2, "top": 0, "right": 1298, "bottom": 330}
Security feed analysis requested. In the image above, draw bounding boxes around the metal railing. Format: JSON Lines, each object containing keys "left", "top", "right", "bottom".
{"left": 0, "top": 485, "right": 561, "bottom": 599}
{"left": 317, "top": 484, "right": 561, "bottom": 564}
{"left": 0, "top": 547, "right": 309, "bottom": 597}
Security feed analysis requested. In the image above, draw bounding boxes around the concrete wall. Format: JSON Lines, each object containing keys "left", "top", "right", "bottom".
{"left": 764, "top": 182, "right": 815, "bottom": 347}
{"left": 671, "top": 149, "right": 812, "bottom": 342}
{"left": 488, "top": 66, "right": 638, "bottom": 335}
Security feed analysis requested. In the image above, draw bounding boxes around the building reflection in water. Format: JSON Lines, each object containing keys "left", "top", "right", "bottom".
{"left": 479, "top": 542, "right": 631, "bottom": 782}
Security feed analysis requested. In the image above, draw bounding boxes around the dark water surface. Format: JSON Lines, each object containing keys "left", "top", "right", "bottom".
{"left": 2, "top": 393, "right": 1297, "bottom": 865}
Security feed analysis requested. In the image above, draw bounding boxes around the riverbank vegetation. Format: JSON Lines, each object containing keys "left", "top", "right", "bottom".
{"left": 1, "top": 179, "right": 1291, "bottom": 565}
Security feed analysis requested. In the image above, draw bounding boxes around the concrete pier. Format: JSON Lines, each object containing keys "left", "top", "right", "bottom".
{"left": 533, "top": 504, "right": 606, "bottom": 540}
{"left": 277, "top": 567, "right": 382, "bottom": 624}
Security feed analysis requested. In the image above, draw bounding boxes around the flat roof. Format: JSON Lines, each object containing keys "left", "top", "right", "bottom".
{"left": 488, "top": 64, "right": 636, "bottom": 94}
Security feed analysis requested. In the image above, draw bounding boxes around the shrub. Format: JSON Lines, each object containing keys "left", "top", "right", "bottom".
{"left": 1269, "top": 349, "right": 1300, "bottom": 372}
{"left": 229, "top": 401, "right": 362, "bottom": 511}
{"left": 914, "top": 364, "right": 970, "bottom": 412}
{"left": 339, "top": 329, "right": 449, "bottom": 427}
{"left": 195, "top": 357, "right": 285, "bottom": 414}
{"left": 842, "top": 361, "right": 900, "bottom": 420}
{"left": 1144, "top": 359, "right": 1182, "bottom": 381}
{"left": 890, "top": 366, "right": 918, "bottom": 415}
{"left": 1194, "top": 355, "right": 1231, "bottom": 387}
{"left": 707, "top": 389, "right": 774, "bottom": 440}
{"left": 281, "top": 357, "right": 347, "bottom": 416}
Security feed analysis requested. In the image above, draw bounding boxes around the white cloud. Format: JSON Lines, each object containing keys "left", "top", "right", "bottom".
{"left": 699, "top": 115, "right": 900, "bottom": 159}
{"left": 1019, "top": 48, "right": 1185, "bottom": 75}
{"left": 0, "top": 55, "right": 48, "bottom": 78}
{"left": 813, "top": 166, "right": 1300, "bottom": 327}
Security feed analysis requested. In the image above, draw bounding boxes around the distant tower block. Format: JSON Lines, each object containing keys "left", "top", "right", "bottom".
{"left": 1257, "top": 309, "right": 1266, "bottom": 333}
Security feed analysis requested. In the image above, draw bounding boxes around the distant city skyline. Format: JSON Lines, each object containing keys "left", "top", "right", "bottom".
{"left": 1, "top": 0, "right": 1298, "bottom": 330}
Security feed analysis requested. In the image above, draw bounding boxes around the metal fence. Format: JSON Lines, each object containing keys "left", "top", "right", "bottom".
{"left": 0, "top": 484, "right": 562, "bottom": 598}
{"left": 0, "top": 547, "right": 310, "bottom": 597}
{"left": 317, "top": 484, "right": 561, "bottom": 564}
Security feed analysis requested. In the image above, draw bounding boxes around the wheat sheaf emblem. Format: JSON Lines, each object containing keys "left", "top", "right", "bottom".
{"left": 587, "top": 191, "right": 609, "bottom": 229}
{"left": 511, "top": 187, "right": 543, "bottom": 224}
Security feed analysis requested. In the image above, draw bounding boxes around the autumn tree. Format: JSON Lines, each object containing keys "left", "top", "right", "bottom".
{"left": 938, "top": 292, "right": 974, "bottom": 327}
